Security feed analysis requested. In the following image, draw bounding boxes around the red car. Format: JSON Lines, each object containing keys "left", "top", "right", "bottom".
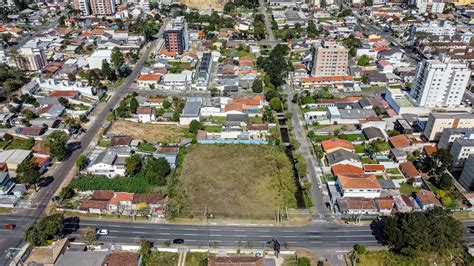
{"left": 4, "top": 224, "right": 15, "bottom": 230}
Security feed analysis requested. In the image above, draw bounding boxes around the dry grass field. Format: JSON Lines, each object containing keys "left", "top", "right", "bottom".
{"left": 108, "top": 120, "right": 185, "bottom": 143}
{"left": 172, "top": 144, "right": 297, "bottom": 219}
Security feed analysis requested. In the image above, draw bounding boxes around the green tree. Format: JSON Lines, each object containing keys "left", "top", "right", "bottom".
{"left": 264, "top": 44, "right": 290, "bottom": 87}
{"left": 111, "top": 47, "right": 125, "bottom": 71}
{"left": 58, "top": 97, "right": 70, "bottom": 108}
{"left": 262, "top": 107, "right": 274, "bottom": 123}
{"left": 130, "top": 97, "right": 139, "bottom": 114}
{"left": 269, "top": 98, "right": 283, "bottom": 112}
{"left": 355, "top": 244, "right": 366, "bottom": 254}
{"left": 383, "top": 207, "right": 465, "bottom": 257}
{"left": 101, "top": 59, "right": 116, "bottom": 81}
{"left": 139, "top": 240, "right": 153, "bottom": 257}
{"left": 252, "top": 78, "right": 263, "bottom": 93}
{"left": 59, "top": 186, "right": 75, "bottom": 201}
{"left": 162, "top": 100, "right": 172, "bottom": 109}
{"left": 76, "top": 155, "right": 88, "bottom": 170}
{"left": 45, "top": 131, "right": 69, "bottom": 161}
{"left": 24, "top": 226, "right": 41, "bottom": 246}
{"left": 80, "top": 227, "right": 97, "bottom": 245}
{"left": 189, "top": 120, "right": 204, "bottom": 134}
{"left": 143, "top": 157, "right": 170, "bottom": 186}
{"left": 125, "top": 154, "right": 142, "bottom": 175}
{"left": 59, "top": 16, "right": 66, "bottom": 27}
{"left": 357, "top": 55, "right": 371, "bottom": 66}
{"left": 435, "top": 172, "right": 455, "bottom": 190}
{"left": 16, "top": 160, "right": 41, "bottom": 189}
{"left": 307, "top": 20, "right": 319, "bottom": 38}
{"left": 320, "top": 0, "right": 327, "bottom": 8}
{"left": 21, "top": 109, "right": 37, "bottom": 120}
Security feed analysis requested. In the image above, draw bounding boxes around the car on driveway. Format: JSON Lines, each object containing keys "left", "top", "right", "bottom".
{"left": 96, "top": 229, "right": 109, "bottom": 236}
{"left": 172, "top": 239, "right": 184, "bottom": 244}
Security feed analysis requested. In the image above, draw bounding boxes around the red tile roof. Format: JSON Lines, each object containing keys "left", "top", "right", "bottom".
{"left": 363, "top": 164, "right": 385, "bottom": 172}
{"left": 92, "top": 190, "right": 114, "bottom": 201}
{"left": 138, "top": 73, "right": 162, "bottom": 81}
{"left": 147, "top": 98, "right": 165, "bottom": 103}
{"left": 79, "top": 199, "right": 108, "bottom": 211}
{"left": 136, "top": 106, "right": 153, "bottom": 115}
{"left": 423, "top": 146, "right": 437, "bottom": 155}
{"left": 103, "top": 251, "right": 139, "bottom": 266}
{"left": 337, "top": 174, "right": 382, "bottom": 189}
{"left": 388, "top": 134, "right": 410, "bottom": 148}
{"left": 399, "top": 161, "right": 421, "bottom": 178}
{"left": 332, "top": 164, "right": 364, "bottom": 175}
{"left": 375, "top": 197, "right": 395, "bottom": 210}
{"left": 415, "top": 190, "right": 442, "bottom": 207}
{"left": 49, "top": 90, "right": 78, "bottom": 97}
{"left": 345, "top": 197, "right": 377, "bottom": 210}
{"left": 321, "top": 138, "right": 355, "bottom": 152}
{"left": 109, "top": 192, "right": 134, "bottom": 205}
{"left": 160, "top": 49, "right": 176, "bottom": 57}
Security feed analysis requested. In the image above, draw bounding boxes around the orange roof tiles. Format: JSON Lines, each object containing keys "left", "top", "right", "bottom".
{"left": 423, "top": 146, "right": 437, "bottom": 155}
{"left": 136, "top": 106, "right": 153, "bottom": 115}
{"left": 321, "top": 138, "right": 355, "bottom": 152}
{"left": 109, "top": 192, "right": 134, "bottom": 205}
{"left": 415, "top": 190, "right": 442, "bottom": 207}
{"left": 91, "top": 29, "right": 105, "bottom": 35}
{"left": 138, "top": 73, "right": 162, "bottom": 81}
{"left": 56, "top": 27, "right": 72, "bottom": 36}
{"left": 399, "top": 161, "right": 421, "bottom": 178}
{"left": 363, "top": 164, "right": 385, "bottom": 172}
{"left": 299, "top": 76, "right": 353, "bottom": 83}
{"left": 33, "top": 155, "right": 50, "bottom": 166}
{"left": 332, "top": 164, "right": 364, "bottom": 176}
{"left": 337, "top": 174, "right": 382, "bottom": 189}
{"left": 224, "top": 103, "right": 243, "bottom": 112}
{"left": 345, "top": 197, "right": 377, "bottom": 210}
{"left": 389, "top": 134, "right": 410, "bottom": 148}
{"left": 160, "top": 49, "right": 176, "bottom": 57}
{"left": 147, "top": 98, "right": 165, "bottom": 103}
{"left": 375, "top": 197, "right": 395, "bottom": 210}
{"left": 49, "top": 90, "right": 78, "bottom": 97}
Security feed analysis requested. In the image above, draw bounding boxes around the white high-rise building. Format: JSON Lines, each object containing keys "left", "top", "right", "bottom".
{"left": 73, "top": 0, "right": 91, "bottom": 15}
{"left": 410, "top": 58, "right": 471, "bottom": 108}
{"left": 16, "top": 40, "right": 48, "bottom": 71}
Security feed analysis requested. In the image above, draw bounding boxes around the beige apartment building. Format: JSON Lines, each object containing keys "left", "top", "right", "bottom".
{"left": 90, "top": 0, "right": 116, "bottom": 15}
{"left": 423, "top": 112, "right": 474, "bottom": 141}
{"left": 311, "top": 40, "right": 349, "bottom": 77}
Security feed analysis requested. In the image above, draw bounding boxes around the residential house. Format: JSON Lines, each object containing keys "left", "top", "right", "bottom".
{"left": 378, "top": 48, "right": 403, "bottom": 64}
{"left": 137, "top": 73, "right": 162, "bottom": 89}
{"left": 0, "top": 172, "right": 14, "bottom": 195}
{"left": 102, "top": 251, "right": 139, "bottom": 266}
{"left": 336, "top": 174, "right": 382, "bottom": 198}
{"left": 388, "top": 134, "right": 410, "bottom": 149}
{"left": 153, "top": 146, "right": 179, "bottom": 167}
{"left": 321, "top": 138, "right": 355, "bottom": 153}
{"left": 415, "top": 190, "right": 442, "bottom": 210}
{"left": 331, "top": 164, "right": 364, "bottom": 176}
{"left": 108, "top": 192, "right": 134, "bottom": 214}
{"left": 0, "top": 149, "right": 32, "bottom": 177}
{"left": 136, "top": 106, "right": 156, "bottom": 123}
{"left": 326, "top": 149, "right": 362, "bottom": 167}
{"left": 180, "top": 97, "right": 202, "bottom": 125}
{"left": 79, "top": 190, "right": 113, "bottom": 214}
{"left": 363, "top": 164, "right": 385, "bottom": 174}
{"left": 337, "top": 197, "right": 378, "bottom": 215}
{"left": 110, "top": 136, "right": 132, "bottom": 147}
{"left": 362, "top": 127, "right": 386, "bottom": 142}
{"left": 390, "top": 148, "right": 408, "bottom": 163}
{"left": 399, "top": 161, "right": 422, "bottom": 180}
{"left": 86, "top": 148, "right": 131, "bottom": 178}
{"left": 393, "top": 194, "right": 416, "bottom": 212}
{"left": 375, "top": 197, "right": 395, "bottom": 215}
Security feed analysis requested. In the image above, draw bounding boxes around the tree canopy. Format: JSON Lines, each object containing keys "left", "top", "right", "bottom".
{"left": 383, "top": 207, "right": 466, "bottom": 257}
{"left": 189, "top": 120, "right": 204, "bottom": 134}
{"left": 125, "top": 154, "right": 142, "bottom": 175}
{"left": 16, "top": 160, "right": 41, "bottom": 189}
{"left": 45, "top": 130, "right": 69, "bottom": 161}
{"left": 259, "top": 45, "right": 291, "bottom": 87}
{"left": 24, "top": 214, "right": 64, "bottom": 246}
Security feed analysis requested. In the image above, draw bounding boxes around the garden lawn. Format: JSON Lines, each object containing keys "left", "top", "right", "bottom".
{"left": 172, "top": 144, "right": 297, "bottom": 219}
{"left": 138, "top": 142, "right": 156, "bottom": 153}
{"left": 354, "top": 144, "right": 365, "bottom": 153}
{"left": 6, "top": 139, "right": 34, "bottom": 150}
{"left": 399, "top": 183, "right": 421, "bottom": 196}
{"left": 386, "top": 168, "right": 402, "bottom": 175}
{"left": 69, "top": 174, "right": 153, "bottom": 194}
{"left": 185, "top": 252, "right": 209, "bottom": 266}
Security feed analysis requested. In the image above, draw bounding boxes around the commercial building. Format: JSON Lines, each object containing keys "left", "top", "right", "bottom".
{"left": 311, "top": 40, "right": 348, "bottom": 77}
{"left": 410, "top": 59, "right": 470, "bottom": 108}
{"left": 412, "top": 20, "right": 456, "bottom": 38}
{"left": 90, "top": 0, "right": 116, "bottom": 15}
{"left": 450, "top": 139, "right": 474, "bottom": 168}
{"left": 272, "top": 10, "right": 308, "bottom": 29}
{"left": 17, "top": 40, "right": 48, "bottom": 71}
{"left": 423, "top": 112, "right": 474, "bottom": 141}
{"left": 460, "top": 155, "right": 474, "bottom": 191}
{"left": 87, "top": 49, "right": 113, "bottom": 70}
{"left": 73, "top": 0, "right": 91, "bottom": 15}
{"left": 163, "top": 17, "right": 189, "bottom": 55}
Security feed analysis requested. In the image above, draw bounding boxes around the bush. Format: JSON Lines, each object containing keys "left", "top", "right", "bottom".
{"left": 355, "top": 244, "right": 366, "bottom": 254}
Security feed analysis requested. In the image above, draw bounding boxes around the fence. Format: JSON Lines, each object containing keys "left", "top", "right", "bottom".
{"left": 198, "top": 139, "right": 268, "bottom": 145}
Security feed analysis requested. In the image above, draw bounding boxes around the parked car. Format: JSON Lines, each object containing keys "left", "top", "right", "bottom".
{"left": 4, "top": 224, "right": 15, "bottom": 230}
{"left": 172, "top": 239, "right": 184, "bottom": 244}
{"left": 96, "top": 229, "right": 109, "bottom": 236}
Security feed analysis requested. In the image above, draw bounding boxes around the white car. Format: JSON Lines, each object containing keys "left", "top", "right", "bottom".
{"left": 96, "top": 229, "right": 109, "bottom": 236}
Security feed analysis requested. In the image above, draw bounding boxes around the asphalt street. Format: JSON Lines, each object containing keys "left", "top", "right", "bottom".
{"left": 0, "top": 22, "right": 168, "bottom": 265}
{"left": 1, "top": 215, "right": 474, "bottom": 254}
{"left": 10, "top": 17, "right": 60, "bottom": 51}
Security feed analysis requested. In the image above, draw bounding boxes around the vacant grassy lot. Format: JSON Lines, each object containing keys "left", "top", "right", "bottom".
{"left": 108, "top": 120, "right": 185, "bottom": 143}
{"left": 172, "top": 144, "right": 297, "bottom": 219}
{"left": 357, "top": 250, "right": 458, "bottom": 266}
{"left": 143, "top": 252, "right": 179, "bottom": 266}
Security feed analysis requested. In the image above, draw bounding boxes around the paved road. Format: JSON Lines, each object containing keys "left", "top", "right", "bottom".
{"left": 10, "top": 17, "right": 60, "bottom": 51}
{"left": 1, "top": 215, "right": 474, "bottom": 255}
{"left": 0, "top": 22, "right": 168, "bottom": 265}
{"left": 285, "top": 82, "right": 331, "bottom": 220}
{"left": 259, "top": 0, "right": 275, "bottom": 45}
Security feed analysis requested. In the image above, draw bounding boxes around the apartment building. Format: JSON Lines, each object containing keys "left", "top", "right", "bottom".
{"left": 163, "top": 16, "right": 189, "bottom": 55}
{"left": 410, "top": 59, "right": 470, "bottom": 108}
{"left": 412, "top": 20, "right": 456, "bottom": 38}
{"left": 90, "top": 0, "right": 116, "bottom": 15}
{"left": 416, "top": 0, "right": 445, "bottom": 13}
{"left": 423, "top": 112, "right": 474, "bottom": 141}
{"left": 16, "top": 40, "right": 48, "bottom": 71}
{"left": 73, "top": 0, "right": 91, "bottom": 15}
{"left": 450, "top": 139, "right": 474, "bottom": 168}
{"left": 311, "top": 40, "right": 348, "bottom": 77}
{"left": 438, "top": 128, "right": 474, "bottom": 150}
{"left": 460, "top": 155, "right": 474, "bottom": 191}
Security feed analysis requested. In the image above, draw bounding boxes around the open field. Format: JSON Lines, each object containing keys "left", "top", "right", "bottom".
{"left": 143, "top": 252, "right": 179, "bottom": 266}
{"left": 357, "top": 250, "right": 459, "bottom": 266}
{"left": 108, "top": 120, "right": 186, "bottom": 143}
{"left": 171, "top": 144, "right": 297, "bottom": 219}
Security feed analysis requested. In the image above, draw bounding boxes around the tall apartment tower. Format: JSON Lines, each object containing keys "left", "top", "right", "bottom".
{"left": 311, "top": 40, "right": 348, "bottom": 77}
{"left": 163, "top": 16, "right": 189, "bottom": 55}
{"left": 16, "top": 40, "right": 48, "bottom": 71}
{"left": 410, "top": 58, "right": 471, "bottom": 108}
{"left": 90, "top": 0, "right": 116, "bottom": 15}
{"left": 73, "top": 0, "right": 91, "bottom": 15}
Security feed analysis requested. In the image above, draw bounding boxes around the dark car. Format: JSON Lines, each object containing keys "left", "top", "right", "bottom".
{"left": 172, "top": 239, "right": 184, "bottom": 244}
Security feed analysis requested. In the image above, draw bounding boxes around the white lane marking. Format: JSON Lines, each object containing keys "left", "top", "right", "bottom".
{"left": 235, "top": 229, "right": 245, "bottom": 232}
{"left": 183, "top": 228, "right": 198, "bottom": 231}
{"left": 159, "top": 232, "right": 170, "bottom": 235}
{"left": 182, "top": 233, "right": 198, "bottom": 236}
{"left": 258, "top": 230, "right": 270, "bottom": 233}
{"left": 132, "top": 231, "right": 146, "bottom": 234}
{"left": 210, "top": 234, "right": 222, "bottom": 237}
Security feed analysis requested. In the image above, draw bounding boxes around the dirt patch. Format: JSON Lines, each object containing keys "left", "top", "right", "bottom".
{"left": 171, "top": 144, "right": 297, "bottom": 219}
{"left": 108, "top": 120, "right": 185, "bottom": 144}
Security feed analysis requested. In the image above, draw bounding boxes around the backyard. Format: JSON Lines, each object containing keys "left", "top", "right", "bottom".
{"left": 108, "top": 120, "right": 186, "bottom": 143}
{"left": 171, "top": 144, "right": 297, "bottom": 219}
